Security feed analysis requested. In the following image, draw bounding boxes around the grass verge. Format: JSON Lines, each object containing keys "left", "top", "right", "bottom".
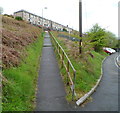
{"left": 2, "top": 34, "right": 44, "bottom": 111}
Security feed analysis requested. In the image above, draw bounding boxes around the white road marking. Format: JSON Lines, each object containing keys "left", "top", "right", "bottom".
{"left": 114, "top": 54, "right": 120, "bottom": 69}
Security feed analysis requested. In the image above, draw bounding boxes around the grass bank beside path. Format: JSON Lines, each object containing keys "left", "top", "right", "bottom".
{"left": 2, "top": 34, "right": 44, "bottom": 111}
{"left": 51, "top": 31, "right": 108, "bottom": 101}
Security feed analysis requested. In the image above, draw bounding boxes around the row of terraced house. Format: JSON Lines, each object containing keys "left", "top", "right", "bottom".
{"left": 14, "top": 10, "right": 73, "bottom": 32}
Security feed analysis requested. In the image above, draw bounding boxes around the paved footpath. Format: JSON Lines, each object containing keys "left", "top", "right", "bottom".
{"left": 35, "top": 32, "right": 71, "bottom": 111}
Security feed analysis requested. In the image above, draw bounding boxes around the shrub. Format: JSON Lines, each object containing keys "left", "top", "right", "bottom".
{"left": 63, "top": 28, "right": 68, "bottom": 32}
{"left": 15, "top": 16, "right": 23, "bottom": 21}
{"left": 4, "top": 14, "right": 14, "bottom": 18}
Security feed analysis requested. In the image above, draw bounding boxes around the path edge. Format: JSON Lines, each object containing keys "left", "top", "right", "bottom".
{"left": 76, "top": 56, "right": 108, "bottom": 106}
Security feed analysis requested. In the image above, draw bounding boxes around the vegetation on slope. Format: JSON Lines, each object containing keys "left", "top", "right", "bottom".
{"left": 3, "top": 37, "right": 43, "bottom": 111}
{"left": 2, "top": 16, "right": 41, "bottom": 68}
{"left": 2, "top": 16, "right": 43, "bottom": 111}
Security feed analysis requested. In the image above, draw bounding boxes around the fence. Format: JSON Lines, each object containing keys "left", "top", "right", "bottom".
{"left": 49, "top": 32, "right": 76, "bottom": 100}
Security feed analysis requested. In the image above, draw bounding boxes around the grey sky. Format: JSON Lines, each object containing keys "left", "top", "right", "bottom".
{"left": 1, "top": 0, "right": 119, "bottom": 36}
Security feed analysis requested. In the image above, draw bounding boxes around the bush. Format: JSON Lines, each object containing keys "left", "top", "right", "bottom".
{"left": 15, "top": 16, "right": 23, "bottom": 21}
{"left": 63, "top": 28, "right": 67, "bottom": 32}
{"left": 4, "top": 14, "right": 14, "bottom": 18}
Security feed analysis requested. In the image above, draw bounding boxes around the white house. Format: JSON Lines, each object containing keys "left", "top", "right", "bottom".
{"left": 14, "top": 10, "right": 73, "bottom": 32}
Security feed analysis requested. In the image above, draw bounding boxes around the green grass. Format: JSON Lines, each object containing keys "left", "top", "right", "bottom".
{"left": 2, "top": 34, "right": 44, "bottom": 111}
{"left": 51, "top": 31, "right": 108, "bottom": 101}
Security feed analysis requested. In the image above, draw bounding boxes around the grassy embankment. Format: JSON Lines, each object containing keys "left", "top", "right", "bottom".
{"left": 3, "top": 36, "right": 43, "bottom": 111}
{"left": 51, "top": 31, "right": 107, "bottom": 101}
{"left": 2, "top": 16, "right": 44, "bottom": 111}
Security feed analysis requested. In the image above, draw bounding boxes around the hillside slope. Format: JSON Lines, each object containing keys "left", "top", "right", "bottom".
{"left": 2, "top": 16, "right": 43, "bottom": 111}
{"left": 2, "top": 16, "right": 41, "bottom": 68}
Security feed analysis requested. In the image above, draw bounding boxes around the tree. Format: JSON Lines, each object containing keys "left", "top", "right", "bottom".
{"left": 87, "top": 24, "right": 107, "bottom": 52}
{"left": 86, "top": 24, "right": 117, "bottom": 52}
{"left": 116, "top": 39, "right": 120, "bottom": 48}
{"left": 104, "top": 31, "right": 118, "bottom": 48}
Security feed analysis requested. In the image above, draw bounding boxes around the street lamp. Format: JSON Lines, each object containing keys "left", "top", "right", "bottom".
{"left": 79, "top": 0, "right": 82, "bottom": 54}
{"left": 42, "top": 7, "right": 47, "bottom": 34}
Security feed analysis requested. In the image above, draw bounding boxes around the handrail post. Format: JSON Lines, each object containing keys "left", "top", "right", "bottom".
{"left": 61, "top": 51, "right": 64, "bottom": 68}
{"left": 58, "top": 46, "right": 60, "bottom": 54}
{"left": 57, "top": 43, "right": 58, "bottom": 50}
{"left": 72, "top": 71, "right": 76, "bottom": 101}
{"left": 57, "top": 43, "right": 59, "bottom": 54}
{"left": 67, "top": 61, "right": 69, "bottom": 85}
{"left": 59, "top": 46, "right": 60, "bottom": 54}
{"left": 67, "top": 61, "right": 69, "bottom": 72}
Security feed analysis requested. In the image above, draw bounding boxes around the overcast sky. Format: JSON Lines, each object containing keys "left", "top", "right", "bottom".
{"left": 1, "top": 0, "right": 119, "bottom": 37}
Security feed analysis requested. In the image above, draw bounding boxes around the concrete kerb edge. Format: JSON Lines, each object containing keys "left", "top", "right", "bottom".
{"left": 116, "top": 54, "right": 120, "bottom": 67}
{"left": 76, "top": 56, "right": 108, "bottom": 106}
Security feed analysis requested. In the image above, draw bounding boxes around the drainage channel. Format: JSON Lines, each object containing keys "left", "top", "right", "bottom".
{"left": 43, "top": 45, "right": 52, "bottom": 47}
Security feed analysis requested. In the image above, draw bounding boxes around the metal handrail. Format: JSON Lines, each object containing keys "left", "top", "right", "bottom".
{"left": 49, "top": 32, "right": 76, "bottom": 100}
